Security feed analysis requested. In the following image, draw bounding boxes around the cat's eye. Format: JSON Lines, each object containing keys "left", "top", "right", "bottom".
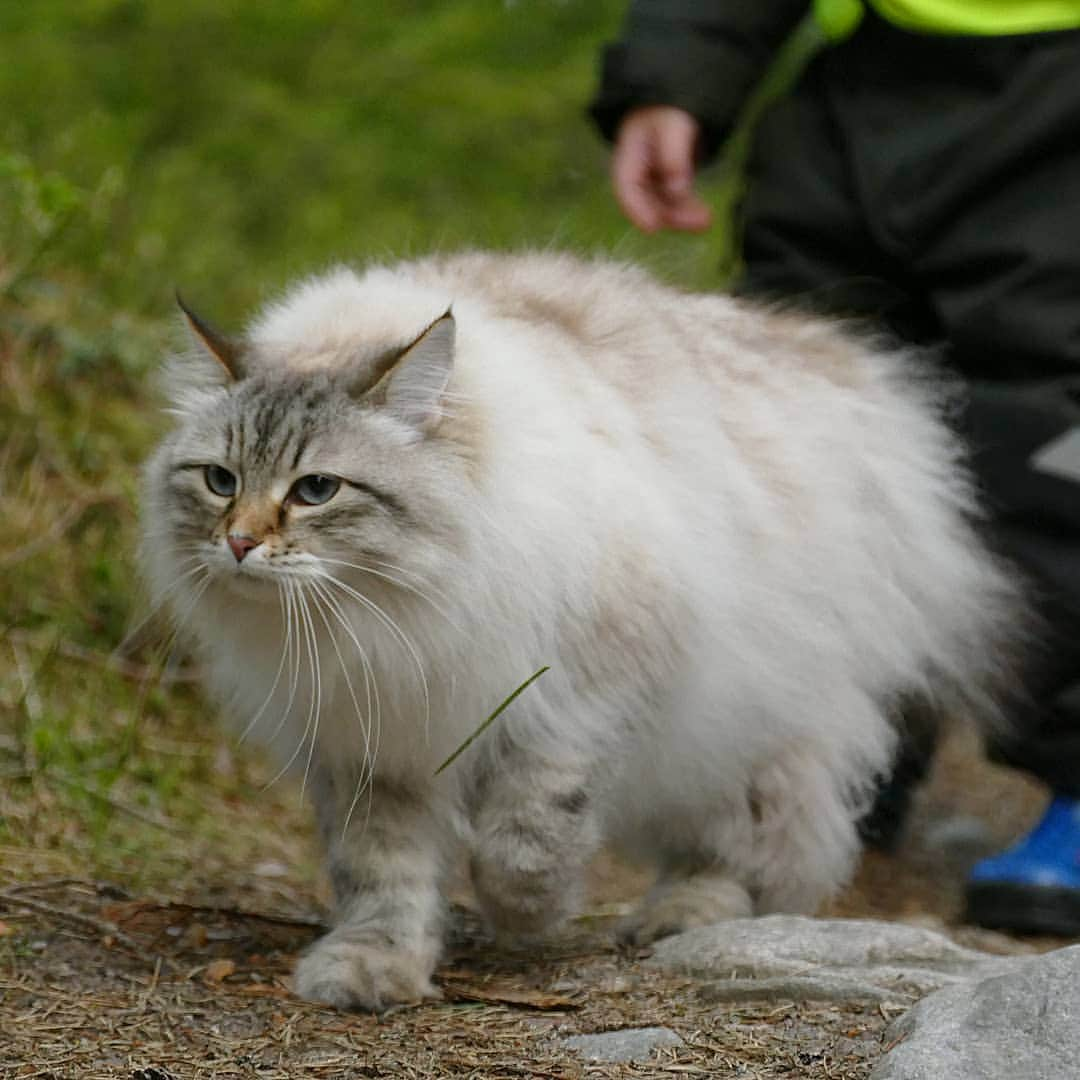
{"left": 204, "top": 464, "right": 238, "bottom": 498}
{"left": 290, "top": 474, "right": 340, "bottom": 506}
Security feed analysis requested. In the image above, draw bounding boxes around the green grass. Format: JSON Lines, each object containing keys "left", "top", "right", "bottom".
{"left": 0, "top": 0, "right": 742, "bottom": 319}
{"left": 0, "top": 1, "right": 763, "bottom": 893}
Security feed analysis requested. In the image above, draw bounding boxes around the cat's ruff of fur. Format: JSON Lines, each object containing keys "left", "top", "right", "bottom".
{"left": 142, "top": 251, "right": 1020, "bottom": 1010}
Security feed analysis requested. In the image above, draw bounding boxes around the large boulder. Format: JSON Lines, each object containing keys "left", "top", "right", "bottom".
{"left": 870, "top": 944, "right": 1080, "bottom": 1080}
{"left": 646, "top": 915, "right": 1005, "bottom": 1002}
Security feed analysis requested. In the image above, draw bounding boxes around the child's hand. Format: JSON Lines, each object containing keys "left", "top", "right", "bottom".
{"left": 611, "top": 106, "right": 713, "bottom": 234}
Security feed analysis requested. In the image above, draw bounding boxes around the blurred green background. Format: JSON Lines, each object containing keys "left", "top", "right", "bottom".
{"left": 1, "top": 0, "right": 741, "bottom": 323}
{"left": 0, "top": 1, "right": 751, "bottom": 890}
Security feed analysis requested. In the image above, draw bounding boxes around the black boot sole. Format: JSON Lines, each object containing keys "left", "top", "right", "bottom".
{"left": 965, "top": 880, "right": 1080, "bottom": 937}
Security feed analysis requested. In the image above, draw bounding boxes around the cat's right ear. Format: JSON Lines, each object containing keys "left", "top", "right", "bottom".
{"left": 176, "top": 292, "right": 246, "bottom": 382}
{"left": 359, "top": 309, "right": 456, "bottom": 433}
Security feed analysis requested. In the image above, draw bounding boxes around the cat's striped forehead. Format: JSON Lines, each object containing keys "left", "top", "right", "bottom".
{"left": 218, "top": 373, "right": 343, "bottom": 478}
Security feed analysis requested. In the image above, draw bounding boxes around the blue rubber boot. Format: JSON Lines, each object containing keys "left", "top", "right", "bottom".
{"left": 965, "top": 796, "right": 1080, "bottom": 937}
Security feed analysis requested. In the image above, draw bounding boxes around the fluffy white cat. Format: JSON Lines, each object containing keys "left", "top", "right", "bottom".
{"left": 141, "top": 251, "right": 1020, "bottom": 1010}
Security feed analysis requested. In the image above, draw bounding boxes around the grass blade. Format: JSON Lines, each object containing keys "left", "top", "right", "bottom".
{"left": 433, "top": 666, "right": 550, "bottom": 776}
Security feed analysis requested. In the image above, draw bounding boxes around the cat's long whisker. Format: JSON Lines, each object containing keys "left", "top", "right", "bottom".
{"left": 115, "top": 555, "right": 209, "bottom": 660}
{"left": 307, "top": 581, "right": 380, "bottom": 835}
{"left": 319, "top": 554, "right": 453, "bottom": 605}
{"left": 237, "top": 579, "right": 291, "bottom": 744}
{"left": 312, "top": 581, "right": 383, "bottom": 837}
{"left": 310, "top": 578, "right": 383, "bottom": 833}
{"left": 264, "top": 581, "right": 322, "bottom": 792}
{"left": 318, "top": 571, "right": 430, "bottom": 742}
{"left": 364, "top": 557, "right": 449, "bottom": 594}
{"left": 318, "top": 572, "right": 426, "bottom": 694}
{"left": 267, "top": 578, "right": 303, "bottom": 743}
{"left": 309, "top": 578, "right": 377, "bottom": 760}
{"left": 154, "top": 565, "right": 212, "bottom": 670}
{"left": 308, "top": 582, "right": 368, "bottom": 740}
{"left": 317, "top": 556, "right": 464, "bottom": 633}
{"left": 172, "top": 567, "right": 212, "bottom": 625}
{"left": 146, "top": 559, "right": 211, "bottom": 631}
{"left": 147, "top": 546, "right": 209, "bottom": 592}
{"left": 298, "top": 583, "right": 326, "bottom": 801}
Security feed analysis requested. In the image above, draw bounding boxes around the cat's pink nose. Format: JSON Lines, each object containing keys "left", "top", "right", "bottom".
{"left": 227, "top": 534, "right": 259, "bottom": 563}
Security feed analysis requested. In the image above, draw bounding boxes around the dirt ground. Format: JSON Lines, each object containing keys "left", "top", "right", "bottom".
{"left": 1, "top": 728, "right": 1072, "bottom": 1080}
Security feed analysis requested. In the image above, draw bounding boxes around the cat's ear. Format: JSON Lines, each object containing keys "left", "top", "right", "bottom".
{"left": 176, "top": 292, "right": 246, "bottom": 381}
{"left": 372, "top": 309, "right": 455, "bottom": 431}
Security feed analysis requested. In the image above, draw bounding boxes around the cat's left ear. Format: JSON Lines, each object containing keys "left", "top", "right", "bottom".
{"left": 176, "top": 292, "right": 246, "bottom": 381}
{"left": 376, "top": 309, "right": 455, "bottom": 431}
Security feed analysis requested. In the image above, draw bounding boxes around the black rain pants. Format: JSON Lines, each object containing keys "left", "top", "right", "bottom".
{"left": 736, "top": 11, "right": 1080, "bottom": 793}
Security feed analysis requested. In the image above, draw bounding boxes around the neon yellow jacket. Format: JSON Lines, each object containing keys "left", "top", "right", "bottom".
{"left": 815, "top": 0, "right": 1080, "bottom": 38}
{"left": 592, "top": 0, "right": 1080, "bottom": 157}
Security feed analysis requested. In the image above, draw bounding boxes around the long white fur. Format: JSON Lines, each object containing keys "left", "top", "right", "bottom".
{"left": 142, "top": 251, "right": 1020, "bottom": 1002}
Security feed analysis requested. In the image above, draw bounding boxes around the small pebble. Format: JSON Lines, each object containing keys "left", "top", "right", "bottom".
{"left": 564, "top": 1026, "right": 684, "bottom": 1062}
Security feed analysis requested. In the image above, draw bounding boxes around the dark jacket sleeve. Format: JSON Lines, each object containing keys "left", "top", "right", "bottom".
{"left": 589, "top": 0, "right": 811, "bottom": 156}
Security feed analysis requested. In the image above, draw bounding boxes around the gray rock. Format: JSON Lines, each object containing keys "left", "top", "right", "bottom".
{"left": 699, "top": 973, "right": 900, "bottom": 1004}
{"left": 647, "top": 915, "right": 1005, "bottom": 1000}
{"left": 563, "top": 1026, "right": 684, "bottom": 1062}
{"left": 871, "top": 944, "right": 1080, "bottom": 1080}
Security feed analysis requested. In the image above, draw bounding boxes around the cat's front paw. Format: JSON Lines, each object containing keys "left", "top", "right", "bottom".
{"left": 618, "top": 873, "right": 753, "bottom": 948}
{"left": 292, "top": 933, "right": 441, "bottom": 1012}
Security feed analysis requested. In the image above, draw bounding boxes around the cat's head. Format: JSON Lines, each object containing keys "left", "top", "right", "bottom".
{"left": 141, "top": 294, "right": 471, "bottom": 605}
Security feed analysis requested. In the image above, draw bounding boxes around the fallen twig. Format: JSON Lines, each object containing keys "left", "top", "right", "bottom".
{"left": 0, "top": 887, "right": 164, "bottom": 965}
{"left": 130, "top": 898, "right": 327, "bottom": 932}
{"left": 0, "top": 876, "right": 131, "bottom": 899}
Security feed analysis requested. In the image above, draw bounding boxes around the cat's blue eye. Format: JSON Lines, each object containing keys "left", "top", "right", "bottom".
{"left": 204, "top": 464, "right": 238, "bottom": 498}
{"left": 290, "top": 474, "right": 340, "bottom": 506}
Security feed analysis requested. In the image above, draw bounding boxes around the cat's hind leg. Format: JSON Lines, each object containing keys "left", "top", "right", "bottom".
{"left": 743, "top": 747, "right": 868, "bottom": 916}
{"left": 618, "top": 746, "right": 870, "bottom": 945}
{"left": 613, "top": 787, "right": 758, "bottom": 946}
{"left": 618, "top": 867, "right": 753, "bottom": 947}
